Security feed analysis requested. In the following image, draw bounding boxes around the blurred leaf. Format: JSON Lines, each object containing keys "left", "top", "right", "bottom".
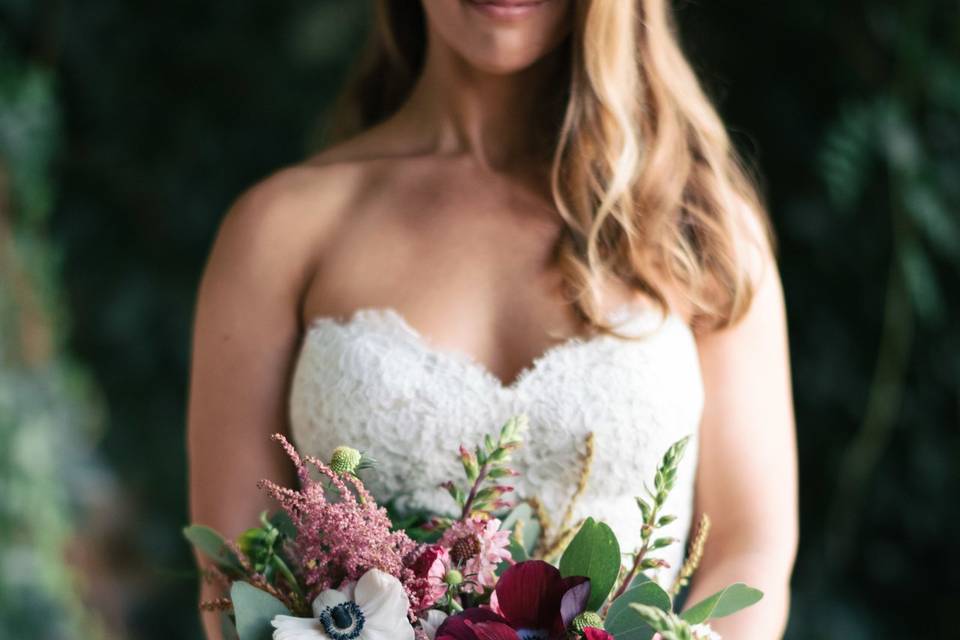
{"left": 221, "top": 612, "right": 240, "bottom": 640}
{"left": 230, "top": 581, "right": 290, "bottom": 640}
{"left": 899, "top": 239, "right": 945, "bottom": 324}
{"left": 903, "top": 181, "right": 960, "bottom": 268}
{"left": 680, "top": 583, "right": 764, "bottom": 624}
{"left": 879, "top": 101, "right": 922, "bottom": 174}
{"left": 269, "top": 511, "right": 297, "bottom": 541}
{"left": 500, "top": 501, "right": 541, "bottom": 557}
{"left": 0, "top": 55, "right": 59, "bottom": 226}
{"left": 929, "top": 52, "right": 960, "bottom": 111}
{"left": 819, "top": 101, "right": 877, "bottom": 211}
{"left": 183, "top": 524, "right": 243, "bottom": 574}
{"left": 497, "top": 538, "right": 529, "bottom": 578}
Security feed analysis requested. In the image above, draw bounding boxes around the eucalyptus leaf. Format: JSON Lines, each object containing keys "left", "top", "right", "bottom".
{"left": 603, "top": 580, "right": 672, "bottom": 640}
{"left": 183, "top": 525, "right": 243, "bottom": 573}
{"left": 559, "top": 518, "right": 621, "bottom": 610}
{"left": 499, "top": 502, "right": 541, "bottom": 556}
{"left": 231, "top": 581, "right": 291, "bottom": 640}
{"left": 680, "top": 583, "right": 763, "bottom": 624}
{"left": 628, "top": 572, "right": 653, "bottom": 590}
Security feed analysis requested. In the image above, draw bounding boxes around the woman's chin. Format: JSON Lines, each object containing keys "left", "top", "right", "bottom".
{"left": 421, "top": 0, "right": 571, "bottom": 75}
{"left": 462, "top": 50, "right": 548, "bottom": 76}
{"left": 453, "top": 29, "right": 569, "bottom": 76}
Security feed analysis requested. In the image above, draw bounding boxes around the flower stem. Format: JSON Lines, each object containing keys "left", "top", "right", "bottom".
{"left": 610, "top": 514, "right": 656, "bottom": 602}
{"left": 460, "top": 463, "right": 491, "bottom": 520}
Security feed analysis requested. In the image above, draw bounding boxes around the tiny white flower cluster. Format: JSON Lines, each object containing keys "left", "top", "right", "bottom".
{"left": 690, "top": 622, "right": 722, "bottom": 640}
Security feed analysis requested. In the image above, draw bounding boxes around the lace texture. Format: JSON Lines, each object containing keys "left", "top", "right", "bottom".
{"left": 289, "top": 305, "right": 705, "bottom": 590}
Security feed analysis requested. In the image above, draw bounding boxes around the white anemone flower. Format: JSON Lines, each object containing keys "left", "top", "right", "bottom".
{"left": 271, "top": 569, "right": 414, "bottom": 640}
{"left": 417, "top": 610, "right": 448, "bottom": 639}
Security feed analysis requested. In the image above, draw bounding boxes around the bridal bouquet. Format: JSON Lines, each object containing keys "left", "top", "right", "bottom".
{"left": 185, "top": 415, "right": 762, "bottom": 640}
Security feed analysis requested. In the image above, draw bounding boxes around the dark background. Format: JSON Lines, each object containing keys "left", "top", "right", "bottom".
{"left": 1, "top": 1, "right": 958, "bottom": 638}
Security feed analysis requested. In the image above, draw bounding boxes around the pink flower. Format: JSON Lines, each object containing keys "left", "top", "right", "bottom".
{"left": 583, "top": 629, "right": 615, "bottom": 639}
{"left": 258, "top": 434, "right": 417, "bottom": 602}
{"left": 408, "top": 544, "right": 451, "bottom": 610}
{"left": 439, "top": 517, "right": 513, "bottom": 594}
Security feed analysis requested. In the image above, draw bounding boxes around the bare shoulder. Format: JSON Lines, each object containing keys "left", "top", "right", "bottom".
{"left": 732, "top": 195, "right": 782, "bottom": 327}
{"left": 735, "top": 195, "right": 778, "bottom": 292}
{"left": 197, "top": 119, "right": 424, "bottom": 331}
{"left": 692, "top": 198, "right": 785, "bottom": 353}
{"left": 219, "top": 161, "right": 360, "bottom": 255}
{"left": 221, "top": 116, "right": 413, "bottom": 242}
{"left": 207, "top": 128, "right": 403, "bottom": 284}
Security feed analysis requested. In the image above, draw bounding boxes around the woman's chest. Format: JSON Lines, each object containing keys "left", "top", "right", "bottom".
{"left": 287, "top": 307, "right": 704, "bottom": 518}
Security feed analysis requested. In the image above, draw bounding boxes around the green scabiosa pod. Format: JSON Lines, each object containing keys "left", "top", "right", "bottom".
{"left": 330, "top": 446, "right": 362, "bottom": 474}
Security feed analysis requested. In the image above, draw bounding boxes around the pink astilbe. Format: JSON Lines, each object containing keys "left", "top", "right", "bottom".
{"left": 258, "top": 434, "right": 417, "bottom": 601}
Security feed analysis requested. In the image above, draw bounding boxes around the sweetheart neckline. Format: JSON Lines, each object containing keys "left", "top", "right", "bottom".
{"left": 302, "top": 303, "right": 689, "bottom": 392}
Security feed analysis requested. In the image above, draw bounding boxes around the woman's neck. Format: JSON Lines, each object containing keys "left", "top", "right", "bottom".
{"left": 394, "top": 34, "right": 567, "bottom": 172}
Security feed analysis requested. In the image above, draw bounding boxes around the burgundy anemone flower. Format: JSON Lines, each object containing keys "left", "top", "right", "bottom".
{"left": 436, "top": 560, "right": 591, "bottom": 640}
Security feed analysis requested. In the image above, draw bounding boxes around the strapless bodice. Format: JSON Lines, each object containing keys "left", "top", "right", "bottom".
{"left": 288, "top": 304, "right": 704, "bottom": 589}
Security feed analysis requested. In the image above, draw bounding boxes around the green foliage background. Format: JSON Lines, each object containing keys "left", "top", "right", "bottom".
{"left": 0, "top": 1, "right": 957, "bottom": 638}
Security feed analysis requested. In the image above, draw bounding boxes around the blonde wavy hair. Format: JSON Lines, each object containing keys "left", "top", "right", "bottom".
{"left": 325, "top": 0, "right": 776, "bottom": 334}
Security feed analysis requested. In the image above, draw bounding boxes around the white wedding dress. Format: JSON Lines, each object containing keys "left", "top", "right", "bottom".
{"left": 288, "top": 303, "right": 704, "bottom": 590}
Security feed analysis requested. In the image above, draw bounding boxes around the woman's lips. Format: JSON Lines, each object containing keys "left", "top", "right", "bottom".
{"left": 465, "top": 0, "right": 551, "bottom": 21}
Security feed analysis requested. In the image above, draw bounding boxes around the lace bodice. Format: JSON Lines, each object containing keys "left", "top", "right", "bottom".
{"left": 289, "top": 305, "right": 704, "bottom": 590}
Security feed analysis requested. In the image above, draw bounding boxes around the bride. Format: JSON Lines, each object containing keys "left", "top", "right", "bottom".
{"left": 187, "top": 1, "right": 798, "bottom": 638}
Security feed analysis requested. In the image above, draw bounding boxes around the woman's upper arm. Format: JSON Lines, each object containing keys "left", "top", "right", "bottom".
{"left": 186, "top": 167, "right": 331, "bottom": 543}
{"left": 692, "top": 220, "right": 799, "bottom": 583}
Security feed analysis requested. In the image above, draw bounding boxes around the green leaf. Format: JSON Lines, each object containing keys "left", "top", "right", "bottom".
{"left": 507, "top": 538, "right": 528, "bottom": 562}
{"left": 183, "top": 525, "right": 243, "bottom": 573}
{"left": 220, "top": 612, "right": 240, "bottom": 640}
{"left": 635, "top": 497, "right": 652, "bottom": 522}
{"left": 628, "top": 572, "right": 653, "bottom": 590}
{"left": 558, "top": 517, "right": 621, "bottom": 611}
{"left": 904, "top": 181, "right": 960, "bottom": 263}
{"left": 819, "top": 100, "right": 878, "bottom": 211}
{"left": 499, "top": 502, "right": 541, "bottom": 557}
{"left": 900, "top": 239, "right": 945, "bottom": 324}
{"left": 269, "top": 511, "right": 297, "bottom": 540}
{"left": 656, "top": 514, "right": 677, "bottom": 527}
{"left": 650, "top": 537, "right": 676, "bottom": 550}
{"left": 231, "top": 581, "right": 291, "bottom": 640}
{"left": 603, "top": 580, "right": 672, "bottom": 640}
{"left": 680, "top": 583, "right": 764, "bottom": 624}
{"left": 497, "top": 538, "right": 529, "bottom": 577}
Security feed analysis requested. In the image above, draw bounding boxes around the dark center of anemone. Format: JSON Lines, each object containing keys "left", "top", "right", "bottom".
{"left": 516, "top": 630, "right": 549, "bottom": 640}
{"left": 331, "top": 605, "right": 352, "bottom": 628}
{"left": 318, "top": 602, "right": 365, "bottom": 640}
